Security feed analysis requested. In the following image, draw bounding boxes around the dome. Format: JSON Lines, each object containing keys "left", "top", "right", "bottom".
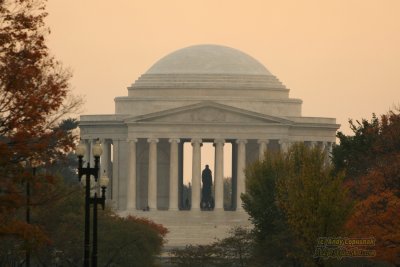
{"left": 122, "top": 44, "right": 297, "bottom": 117}
{"left": 146, "top": 44, "right": 272, "bottom": 75}
{"left": 130, "top": 44, "right": 287, "bottom": 93}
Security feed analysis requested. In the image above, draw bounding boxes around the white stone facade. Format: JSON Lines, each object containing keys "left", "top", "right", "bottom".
{"left": 79, "top": 44, "right": 339, "bottom": 246}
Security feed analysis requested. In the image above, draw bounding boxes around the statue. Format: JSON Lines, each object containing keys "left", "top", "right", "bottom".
{"left": 201, "top": 165, "right": 214, "bottom": 210}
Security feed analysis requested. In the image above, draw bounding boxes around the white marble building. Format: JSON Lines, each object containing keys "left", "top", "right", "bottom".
{"left": 79, "top": 44, "right": 339, "bottom": 246}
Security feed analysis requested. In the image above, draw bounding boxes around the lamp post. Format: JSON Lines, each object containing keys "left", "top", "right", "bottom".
{"left": 26, "top": 166, "right": 32, "bottom": 267}
{"left": 76, "top": 140, "right": 109, "bottom": 267}
{"left": 22, "top": 159, "right": 40, "bottom": 267}
{"left": 19, "top": 160, "right": 31, "bottom": 267}
{"left": 25, "top": 164, "right": 37, "bottom": 267}
{"left": 91, "top": 172, "right": 109, "bottom": 267}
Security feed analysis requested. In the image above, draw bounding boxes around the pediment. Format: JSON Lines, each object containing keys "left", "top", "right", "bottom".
{"left": 126, "top": 102, "right": 292, "bottom": 125}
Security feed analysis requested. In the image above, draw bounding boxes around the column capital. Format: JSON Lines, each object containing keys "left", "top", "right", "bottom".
{"left": 127, "top": 138, "right": 138, "bottom": 143}
{"left": 257, "top": 139, "right": 270, "bottom": 144}
{"left": 214, "top": 138, "right": 225, "bottom": 145}
{"left": 147, "top": 138, "right": 159, "bottom": 143}
{"left": 236, "top": 139, "right": 247, "bottom": 145}
{"left": 191, "top": 138, "right": 202, "bottom": 145}
{"left": 169, "top": 138, "right": 181, "bottom": 144}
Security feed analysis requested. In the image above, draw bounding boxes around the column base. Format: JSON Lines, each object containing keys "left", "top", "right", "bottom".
{"left": 213, "top": 207, "right": 224, "bottom": 212}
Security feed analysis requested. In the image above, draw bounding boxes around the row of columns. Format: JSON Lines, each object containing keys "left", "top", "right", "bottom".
{"left": 123, "top": 138, "right": 249, "bottom": 211}
{"left": 82, "top": 138, "right": 333, "bottom": 211}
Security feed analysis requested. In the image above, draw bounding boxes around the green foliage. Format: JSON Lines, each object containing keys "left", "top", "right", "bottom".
{"left": 170, "top": 226, "right": 254, "bottom": 267}
{"left": 242, "top": 143, "right": 353, "bottom": 266}
{"left": 171, "top": 244, "right": 216, "bottom": 267}
{"left": 0, "top": 176, "right": 167, "bottom": 266}
{"left": 276, "top": 143, "right": 352, "bottom": 266}
{"left": 98, "top": 213, "right": 167, "bottom": 267}
{"left": 214, "top": 227, "right": 254, "bottom": 267}
{"left": 33, "top": 180, "right": 84, "bottom": 265}
{"left": 332, "top": 114, "right": 381, "bottom": 177}
{"left": 333, "top": 110, "right": 400, "bottom": 194}
{"left": 241, "top": 151, "right": 297, "bottom": 266}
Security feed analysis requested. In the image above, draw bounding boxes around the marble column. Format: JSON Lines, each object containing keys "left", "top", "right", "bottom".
{"left": 236, "top": 139, "right": 247, "bottom": 211}
{"left": 191, "top": 138, "right": 202, "bottom": 210}
{"left": 89, "top": 139, "right": 94, "bottom": 165}
{"left": 323, "top": 141, "right": 333, "bottom": 163}
{"left": 327, "top": 142, "right": 333, "bottom": 154}
{"left": 169, "top": 138, "right": 180, "bottom": 210}
{"left": 257, "top": 139, "right": 269, "bottom": 161}
{"left": 148, "top": 138, "right": 159, "bottom": 210}
{"left": 112, "top": 139, "right": 119, "bottom": 208}
{"left": 279, "top": 139, "right": 289, "bottom": 153}
{"left": 100, "top": 139, "right": 111, "bottom": 200}
{"left": 84, "top": 139, "right": 90, "bottom": 165}
{"left": 214, "top": 139, "right": 225, "bottom": 210}
{"left": 127, "top": 139, "right": 138, "bottom": 210}
{"left": 311, "top": 141, "right": 318, "bottom": 148}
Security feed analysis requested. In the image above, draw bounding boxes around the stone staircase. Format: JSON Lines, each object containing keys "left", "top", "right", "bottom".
{"left": 118, "top": 209, "right": 251, "bottom": 249}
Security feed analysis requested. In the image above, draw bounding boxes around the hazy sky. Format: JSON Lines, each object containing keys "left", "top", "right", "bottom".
{"left": 46, "top": 0, "right": 400, "bottom": 179}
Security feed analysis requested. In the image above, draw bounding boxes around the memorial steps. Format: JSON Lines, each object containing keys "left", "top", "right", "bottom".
{"left": 118, "top": 209, "right": 251, "bottom": 248}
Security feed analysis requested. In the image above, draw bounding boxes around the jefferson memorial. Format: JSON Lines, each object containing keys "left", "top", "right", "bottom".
{"left": 79, "top": 44, "right": 339, "bottom": 246}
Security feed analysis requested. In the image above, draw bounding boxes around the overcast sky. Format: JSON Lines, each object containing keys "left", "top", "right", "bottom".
{"left": 46, "top": 0, "right": 400, "bottom": 180}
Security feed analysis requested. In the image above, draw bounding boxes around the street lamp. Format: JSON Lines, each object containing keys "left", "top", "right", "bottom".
{"left": 76, "top": 140, "right": 109, "bottom": 267}
{"left": 91, "top": 171, "right": 109, "bottom": 267}
{"left": 22, "top": 159, "right": 40, "bottom": 267}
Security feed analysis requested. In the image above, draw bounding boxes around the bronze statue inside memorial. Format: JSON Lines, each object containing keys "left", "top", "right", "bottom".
{"left": 201, "top": 165, "right": 214, "bottom": 210}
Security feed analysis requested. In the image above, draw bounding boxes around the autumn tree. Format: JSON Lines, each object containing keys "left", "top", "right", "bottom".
{"left": 0, "top": 0, "right": 82, "bottom": 253}
{"left": 241, "top": 154, "right": 298, "bottom": 266}
{"left": 275, "top": 143, "right": 352, "bottom": 266}
{"left": 0, "top": 176, "right": 168, "bottom": 266}
{"left": 97, "top": 214, "right": 168, "bottom": 267}
{"left": 242, "top": 143, "right": 352, "bottom": 266}
{"left": 332, "top": 110, "right": 400, "bottom": 265}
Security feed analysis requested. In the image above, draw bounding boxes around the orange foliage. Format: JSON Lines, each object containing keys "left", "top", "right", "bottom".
{"left": 346, "top": 190, "right": 400, "bottom": 265}
{"left": 0, "top": 0, "right": 77, "bottom": 247}
{"left": 343, "top": 110, "right": 400, "bottom": 265}
{"left": 125, "top": 215, "right": 169, "bottom": 238}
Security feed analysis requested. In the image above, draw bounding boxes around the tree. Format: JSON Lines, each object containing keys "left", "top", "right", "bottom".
{"left": 241, "top": 149, "right": 301, "bottom": 266}
{"left": 170, "top": 244, "right": 216, "bottom": 267}
{"left": 242, "top": 143, "right": 352, "bottom": 266}
{"left": 0, "top": 0, "right": 82, "bottom": 255}
{"left": 5, "top": 176, "right": 168, "bottom": 267}
{"left": 213, "top": 227, "right": 254, "bottom": 267}
{"left": 170, "top": 226, "right": 254, "bottom": 267}
{"left": 98, "top": 214, "right": 168, "bottom": 267}
{"left": 275, "top": 143, "right": 352, "bottom": 266}
{"left": 333, "top": 110, "right": 400, "bottom": 265}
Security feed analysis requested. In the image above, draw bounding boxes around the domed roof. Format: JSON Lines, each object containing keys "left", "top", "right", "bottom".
{"left": 146, "top": 44, "right": 272, "bottom": 75}
{"left": 130, "top": 44, "right": 287, "bottom": 93}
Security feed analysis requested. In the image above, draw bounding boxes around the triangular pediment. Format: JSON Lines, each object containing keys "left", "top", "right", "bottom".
{"left": 125, "top": 101, "right": 292, "bottom": 125}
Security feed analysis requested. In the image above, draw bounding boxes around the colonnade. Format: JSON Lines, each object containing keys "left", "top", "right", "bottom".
{"left": 81, "top": 138, "right": 333, "bottom": 211}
